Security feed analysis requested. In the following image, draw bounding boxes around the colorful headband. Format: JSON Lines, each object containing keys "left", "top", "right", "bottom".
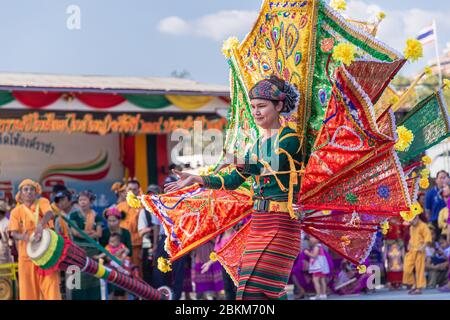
{"left": 249, "top": 80, "right": 286, "bottom": 101}
{"left": 104, "top": 207, "right": 124, "bottom": 219}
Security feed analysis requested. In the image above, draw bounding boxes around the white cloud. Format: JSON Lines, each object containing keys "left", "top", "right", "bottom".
{"left": 157, "top": 10, "right": 258, "bottom": 41}
{"left": 343, "top": 1, "right": 450, "bottom": 76}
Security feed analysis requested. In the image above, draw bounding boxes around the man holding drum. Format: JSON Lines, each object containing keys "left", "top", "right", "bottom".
{"left": 8, "top": 179, "right": 61, "bottom": 300}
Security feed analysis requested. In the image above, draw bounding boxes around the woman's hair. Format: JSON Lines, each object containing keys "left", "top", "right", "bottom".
{"left": 266, "top": 75, "right": 300, "bottom": 114}
{"left": 77, "top": 190, "right": 96, "bottom": 203}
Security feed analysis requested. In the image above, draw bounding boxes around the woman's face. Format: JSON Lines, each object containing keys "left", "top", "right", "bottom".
{"left": 107, "top": 216, "right": 120, "bottom": 229}
{"left": 78, "top": 195, "right": 91, "bottom": 209}
{"left": 250, "top": 99, "right": 283, "bottom": 129}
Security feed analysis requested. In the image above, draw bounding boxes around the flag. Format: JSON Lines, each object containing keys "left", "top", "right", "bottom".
{"left": 417, "top": 24, "right": 435, "bottom": 45}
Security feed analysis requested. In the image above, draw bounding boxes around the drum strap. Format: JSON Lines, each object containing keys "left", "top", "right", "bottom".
{"left": 22, "top": 200, "right": 40, "bottom": 227}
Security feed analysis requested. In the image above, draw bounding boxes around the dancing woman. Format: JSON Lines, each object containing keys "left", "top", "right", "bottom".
{"left": 165, "top": 75, "right": 303, "bottom": 300}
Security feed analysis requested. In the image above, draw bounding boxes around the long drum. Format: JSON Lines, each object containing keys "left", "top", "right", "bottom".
{"left": 27, "top": 229, "right": 171, "bottom": 300}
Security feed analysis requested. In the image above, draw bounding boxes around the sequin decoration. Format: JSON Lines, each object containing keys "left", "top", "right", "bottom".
{"left": 377, "top": 185, "right": 390, "bottom": 199}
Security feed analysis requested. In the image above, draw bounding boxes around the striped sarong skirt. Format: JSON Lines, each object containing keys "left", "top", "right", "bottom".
{"left": 237, "top": 211, "right": 301, "bottom": 300}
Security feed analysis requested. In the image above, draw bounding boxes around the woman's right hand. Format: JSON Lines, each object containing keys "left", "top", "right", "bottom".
{"left": 164, "top": 169, "right": 201, "bottom": 193}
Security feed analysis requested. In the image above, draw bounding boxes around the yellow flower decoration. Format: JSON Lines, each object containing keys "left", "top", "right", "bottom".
{"left": 126, "top": 191, "right": 142, "bottom": 209}
{"left": 444, "top": 79, "right": 450, "bottom": 89}
{"left": 401, "top": 203, "right": 423, "bottom": 222}
{"left": 388, "top": 95, "right": 399, "bottom": 105}
{"left": 157, "top": 257, "right": 172, "bottom": 273}
{"left": 209, "top": 252, "right": 218, "bottom": 262}
{"left": 222, "top": 37, "right": 240, "bottom": 58}
{"left": 411, "top": 202, "right": 424, "bottom": 215}
{"left": 322, "top": 210, "right": 332, "bottom": 216}
{"left": 332, "top": 42, "right": 356, "bottom": 66}
{"left": 357, "top": 265, "right": 367, "bottom": 274}
{"left": 394, "top": 126, "right": 414, "bottom": 152}
{"left": 422, "top": 155, "right": 432, "bottom": 166}
{"left": 377, "top": 12, "right": 386, "bottom": 21}
{"left": 424, "top": 66, "right": 433, "bottom": 76}
{"left": 419, "top": 177, "right": 430, "bottom": 189}
{"left": 412, "top": 172, "right": 417, "bottom": 178}
{"left": 404, "top": 39, "right": 423, "bottom": 62}
{"left": 330, "top": 0, "right": 347, "bottom": 11}
{"left": 381, "top": 221, "right": 390, "bottom": 235}
{"left": 400, "top": 210, "right": 415, "bottom": 222}
{"left": 420, "top": 168, "right": 430, "bottom": 177}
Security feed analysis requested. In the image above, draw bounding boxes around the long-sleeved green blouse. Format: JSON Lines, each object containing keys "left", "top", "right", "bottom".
{"left": 201, "top": 126, "right": 303, "bottom": 215}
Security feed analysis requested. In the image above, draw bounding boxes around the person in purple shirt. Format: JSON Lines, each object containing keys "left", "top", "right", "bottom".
{"left": 425, "top": 170, "right": 449, "bottom": 240}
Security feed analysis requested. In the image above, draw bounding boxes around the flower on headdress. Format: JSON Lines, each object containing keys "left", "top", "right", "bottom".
{"left": 377, "top": 185, "right": 390, "bottom": 199}
{"left": 419, "top": 177, "right": 430, "bottom": 190}
{"left": 322, "top": 210, "right": 332, "bottom": 216}
{"left": 209, "top": 252, "right": 218, "bottom": 262}
{"left": 157, "top": 257, "right": 172, "bottom": 273}
{"left": 394, "top": 126, "right": 414, "bottom": 152}
{"left": 330, "top": 0, "right": 347, "bottom": 11}
{"left": 222, "top": 37, "right": 240, "bottom": 58}
{"left": 411, "top": 202, "right": 424, "bottom": 215}
{"left": 357, "top": 265, "right": 367, "bottom": 274}
{"left": 377, "top": 12, "right": 386, "bottom": 21}
{"left": 404, "top": 39, "right": 423, "bottom": 62}
{"left": 126, "top": 191, "right": 142, "bottom": 209}
{"left": 424, "top": 66, "right": 433, "bottom": 76}
{"left": 422, "top": 155, "right": 432, "bottom": 166}
{"left": 444, "top": 79, "right": 450, "bottom": 89}
{"left": 332, "top": 42, "right": 356, "bottom": 66}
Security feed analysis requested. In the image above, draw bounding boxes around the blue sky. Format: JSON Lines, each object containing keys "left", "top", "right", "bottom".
{"left": 0, "top": 0, "right": 449, "bottom": 85}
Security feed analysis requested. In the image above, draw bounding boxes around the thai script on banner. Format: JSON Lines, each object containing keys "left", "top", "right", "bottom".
{"left": 0, "top": 132, "right": 55, "bottom": 154}
{"left": 0, "top": 113, "right": 228, "bottom": 135}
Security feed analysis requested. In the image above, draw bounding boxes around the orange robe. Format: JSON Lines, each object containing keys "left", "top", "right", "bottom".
{"left": 402, "top": 220, "right": 432, "bottom": 289}
{"left": 8, "top": 198, "right": 62, "bottom": 300}
{"left": 117, "top": 201, "right": 142, "bottom": 276}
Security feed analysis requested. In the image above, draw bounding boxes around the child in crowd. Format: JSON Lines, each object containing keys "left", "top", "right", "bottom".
{"left": 305, "top": 236, "right": 331, "bottom": 300}
{"left": 403, "top": 215, "right": 432, "bottom": 295}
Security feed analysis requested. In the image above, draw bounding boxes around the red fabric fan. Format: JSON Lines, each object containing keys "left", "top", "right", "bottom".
{"left": 300, "top": 67, "right": 410, "bottom": 214}
{"left": 140, "top": 184, "right": 252, "bottom": 262}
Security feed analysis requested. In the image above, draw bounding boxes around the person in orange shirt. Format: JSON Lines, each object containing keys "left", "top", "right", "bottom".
{"left": 402, "top": 214, "right": 433, "bottom": 295}
{"left": 117, "top": 179, "right": 143, "bottom": 277}
{"left": 8, "top": 179, "right": 62, "bottom": 300}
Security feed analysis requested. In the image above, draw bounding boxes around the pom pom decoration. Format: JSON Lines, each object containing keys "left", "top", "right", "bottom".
{"left": 420, "top": 168, "right": 430, "bottom": 177}
{"left": 357, "top": 265, "right": 367, "bottom": 274}
{"left": 222, "top": 37, "right": 240, "bottom": 58}
{"left": 419, "top": 177, "right": 430, "bottom": 190}
{"left": 400, "top": 203, "right": 424, "bottom": 222}
{"left": 330, "top": 0, "right": 347, "bottom": 11}
{"left": 126, "top": 191, "right": 142, "bottom": 209}
{"left": 394, "top": 126, "right": 414, "bottom": 152}
{"left": 388, "top": 95, "right": 399, "bottom": 105}
{"left": 381, "top": 221, "right": 390, "bottom": 235}
{"left": 332, "top": 43, "right": 356, "bottom": 66}
{"left": 209, "top": 252, "right": 218, "bottom": 262}
{"left": 377, "top": 12, "right": 386, "bottom": 21}
{"left": 444, "top": 79, "right": 450, "bottom": 88}
{"left": 157, "top": 257, "right": 172, "bottom": 273}
{"left": 404, "top": 39, "right": 423, "bottom": 62}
